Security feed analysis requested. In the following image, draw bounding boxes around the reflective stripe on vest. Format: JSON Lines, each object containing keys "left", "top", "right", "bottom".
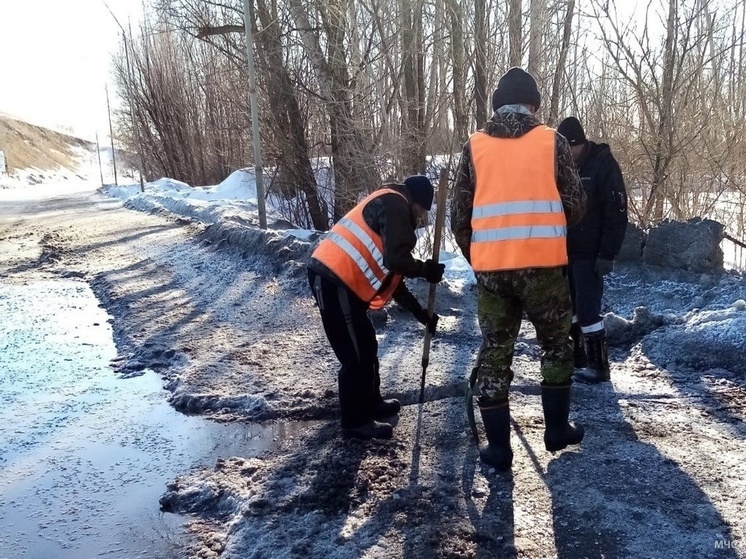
{"left": 469, "top": 126, "right": 568, "bottom": 271}
{"left": 324, "top": 231, "right": 384, "bottom": 292}
{"left": 311, "top": 188, "right": 405, "bottom": 307}
{"left": 472, "top": 225, "right": 567, "bottom": 243}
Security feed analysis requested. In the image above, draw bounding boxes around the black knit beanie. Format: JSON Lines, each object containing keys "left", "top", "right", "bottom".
{"left": 491, "top": 67, "right": 541, "bottom": 111}
{"left": 403, "top": 175, "right": 434, "bottom": 211}
{"left": 557, "top": 116, "right": 587, "bottom": 146}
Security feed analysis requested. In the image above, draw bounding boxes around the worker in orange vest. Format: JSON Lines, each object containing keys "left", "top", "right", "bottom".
{"left": 451, "top": 67, "right": 588, "bottom": 470}
{"left": 308, "top": 176, "right": 445, "bottom": 440}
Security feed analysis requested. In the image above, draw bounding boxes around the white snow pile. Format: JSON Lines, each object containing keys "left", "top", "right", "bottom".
{"left": 101, "top": 170, "right": 478, "bottom": 288}
{"left": 652, "top": 299, "right": 746, "bottom": 372}
{"left": 605, "top": 265, "right": 746, "bottom": 375}
{"left": 168, "top": 383, "right": 270, "bottom": 417}
{"left": 101, "top": 171, "right": 746, "bottom": 377}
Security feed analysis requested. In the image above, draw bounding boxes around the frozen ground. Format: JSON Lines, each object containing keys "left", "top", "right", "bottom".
{"left": 0, "top": 171, "right": 744, "bottom": 558}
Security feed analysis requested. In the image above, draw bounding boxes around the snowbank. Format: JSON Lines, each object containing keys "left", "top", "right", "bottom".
{"left": 100, "top": 172, "right": 746, "bottom": 379}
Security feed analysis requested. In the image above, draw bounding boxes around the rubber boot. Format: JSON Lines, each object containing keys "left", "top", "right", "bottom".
{"left": 541, "top": 383, "right": 585, "bottom": 452}
{"left": 372, "top": 398, "right": 401, "bottom": 420}
{"left": 574, "top": 330, "right": 610, "bottom": 383}
{"left": 478, "top": 401, "right": 513, "bottom": 471}
{"left": 571, "top": 322, "right": 588, "bottom": 369}
{"left": 370, "top": 360, "right": 401, "bottom": 420}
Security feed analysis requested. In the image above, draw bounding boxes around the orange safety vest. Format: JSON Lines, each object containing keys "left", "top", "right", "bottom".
{"left": 469, "top": 126, "right": 568, "bottom": 272}
{"left": 312, "top": 189, "right": 405, "bottom": 310}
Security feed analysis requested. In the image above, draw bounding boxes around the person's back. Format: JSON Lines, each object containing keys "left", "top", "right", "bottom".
{"left": 451, "top": 67, "right": 587, "bottom": 471}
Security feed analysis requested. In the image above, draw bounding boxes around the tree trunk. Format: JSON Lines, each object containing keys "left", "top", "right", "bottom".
{"left": 448, "top": 0, "right": 468, "bottom": 141}
{"left": 401, "top": 0, "right": 427, "bottom": 174}
{"left": 474, "top": 0, "right": 488, "bottom": 125}
{"left": 508, "top": 0, "right": 523, "bottom": 67}
{"left": 527, "top": 0, "right": 542, "bottom": 77}
{"left": 288, "top": 0, "right": 379, "bottom": 221}
{"left": 647, "top": 0, "right": 678, "bottom": 224}
{"left": 548, "top": 0, "right": 575, "bottom": 125}
{"left": 252, "top": 0, "right": 328, "bottom": 230}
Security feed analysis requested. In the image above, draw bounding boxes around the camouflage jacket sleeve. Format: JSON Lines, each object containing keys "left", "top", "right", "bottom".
{"left": 555, "top": 134, "right": 587, "bottom": 226}
{"left": 450, "top": 140, "right": 474, "bottom": 263}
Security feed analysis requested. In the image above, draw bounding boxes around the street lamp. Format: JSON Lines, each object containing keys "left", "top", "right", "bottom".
{"left": 243, "top": 0, "right": 267, "bottom": 229}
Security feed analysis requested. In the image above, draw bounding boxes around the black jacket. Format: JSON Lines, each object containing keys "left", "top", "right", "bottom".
{"left": 568, "top": 141, "right": 628, "bottom": 260}
{"left": 308, "top": 184, "right": 425, "bottom": 314}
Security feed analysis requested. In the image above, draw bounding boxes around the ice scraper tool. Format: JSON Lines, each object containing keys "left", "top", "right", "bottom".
{"left": 419, "top": 168, "right": 449, "bottom": 404}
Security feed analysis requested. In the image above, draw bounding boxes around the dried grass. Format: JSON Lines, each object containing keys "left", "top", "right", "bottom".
{"left": 0, "top": 116, "right": 93, "bottom": 173}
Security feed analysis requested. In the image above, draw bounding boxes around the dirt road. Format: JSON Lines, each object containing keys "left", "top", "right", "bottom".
{"left": 1, "top": 185, "right": 743, "bottom": 558}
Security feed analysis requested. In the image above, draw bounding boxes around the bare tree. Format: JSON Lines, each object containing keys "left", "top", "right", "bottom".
{"left": 288, "top": 0, "right": 379, "bottom": 219}
{"left": 473, "top": 0, "right": 489, "bottom": 125}
{"left": 548, "top": 0, "right": 575, "bottom": 125}
{"left": 508, "top": 0, "right": 523, "bottom": 67}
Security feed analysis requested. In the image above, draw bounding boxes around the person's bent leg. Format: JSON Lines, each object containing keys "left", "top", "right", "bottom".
{"left": 310, "top": 271, "right": 391, "bottom": 439}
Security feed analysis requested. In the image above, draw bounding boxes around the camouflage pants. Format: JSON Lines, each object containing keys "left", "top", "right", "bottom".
{"left": 476, "top": 267, "right": 573, "bottom": 405}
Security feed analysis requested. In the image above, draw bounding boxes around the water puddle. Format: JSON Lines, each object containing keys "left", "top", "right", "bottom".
{"left": 0, "top": 279, "right": 310, "bottom": 558}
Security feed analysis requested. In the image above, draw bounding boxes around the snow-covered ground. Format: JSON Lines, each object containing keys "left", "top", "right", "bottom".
{"left": 101, "top": 169, "right": 744, "bottom": 375}
{"left": 1, "top": 167, "right": 744, "bottom": 558}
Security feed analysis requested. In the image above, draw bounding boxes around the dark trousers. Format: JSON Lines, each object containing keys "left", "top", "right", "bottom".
{"left": 308, "top": 270, "right": 381, "bottom": 428}
{"left": 568, "top": 258, "right": 604, "bottom": 331}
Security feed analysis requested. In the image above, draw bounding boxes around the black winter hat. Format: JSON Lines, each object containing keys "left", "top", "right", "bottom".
{"left": 491, "top": 67, "right": 541, "bottom": 111}
{"left": 557, "top": 116, "right": 587, "bottom": 146}
{"left": 403, "top": 175, "right": 434, "bottom": 211}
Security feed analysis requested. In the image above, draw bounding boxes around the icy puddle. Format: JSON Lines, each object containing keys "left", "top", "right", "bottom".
{"left": 0, "top": 279, "right": 305, "bottom": 558}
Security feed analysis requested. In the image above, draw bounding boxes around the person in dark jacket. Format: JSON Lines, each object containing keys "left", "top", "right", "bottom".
{"left": 452, "top": 68, "right": 587, "bottom": 470}
{"left": 557, "top": 116, "right": 628, "bottom": 383}
{"left": 308, "top": 175, "right": 445, "bottom": 440}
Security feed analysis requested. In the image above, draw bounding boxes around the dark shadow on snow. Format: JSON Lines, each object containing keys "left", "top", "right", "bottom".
{"left": 546, "top": 382, "right": 739, "bottom": 559}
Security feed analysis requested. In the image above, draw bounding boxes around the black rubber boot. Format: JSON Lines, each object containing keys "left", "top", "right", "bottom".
{"left": 574, "top": 331, "right": 610, "bottom": 383}
{"left": 541, "top": 383, "right": 585, "bottom": 452}
{"left": 342, "top": 420, "right": 393, "bottom": 440}
{"left": 372, "top": 398, "right": 401, "bottom": 420}
{"left": 478, "top": 401, "right": 513, "bottom": 471}
{"left": 571, "top": 322, "right": 588, "bottom": 369}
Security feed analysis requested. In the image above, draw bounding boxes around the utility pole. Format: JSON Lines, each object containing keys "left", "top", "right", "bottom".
{"left": 105, "top": 85, "right": 118, "bottom": 185}
{"left": 104, "top": 2, "right": 145, "bottom": 192}
{"left": 125, "top": 21, "right": 146, "bottom": 192}
{"left": 243, "top": 0, "right": 267, "bottom": 229}
{"left": 95, "top": 132, "right": 105, "bottom": 186}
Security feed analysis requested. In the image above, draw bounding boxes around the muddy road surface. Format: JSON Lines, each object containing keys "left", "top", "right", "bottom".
{"left": 1, "top": 182, "right": 743, "bottom": 558}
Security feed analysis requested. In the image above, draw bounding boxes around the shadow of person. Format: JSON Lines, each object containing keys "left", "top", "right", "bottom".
{"left": 639, "top": 336, "right": 746, "bottom": 439}
{"left": 283, "top": 422, "right": 369, "bottom": 516}
{"left": 461, "top": 442, "right": 517, "bottom": 559}
{"left": 544, "top": 383, "right": 740, "bottom": 559}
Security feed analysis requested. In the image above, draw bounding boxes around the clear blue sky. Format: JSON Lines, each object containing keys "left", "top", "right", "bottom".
{"left": 0, "top": 0, "right": 142, "bottom": 140}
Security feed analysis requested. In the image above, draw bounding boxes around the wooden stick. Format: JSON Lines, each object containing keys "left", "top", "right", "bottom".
{"left": 419, "top": 168, "right": 450, "bottom": 404}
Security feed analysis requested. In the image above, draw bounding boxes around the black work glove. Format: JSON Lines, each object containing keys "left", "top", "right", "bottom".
{"left": 414, "top": 308, "right": 439, "bottom": 335}
{"left": 595, "top": 258, "right": 615, "bottom": 277}
{"left": 420, "top": 259, "right": 445, "bottom": 283}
